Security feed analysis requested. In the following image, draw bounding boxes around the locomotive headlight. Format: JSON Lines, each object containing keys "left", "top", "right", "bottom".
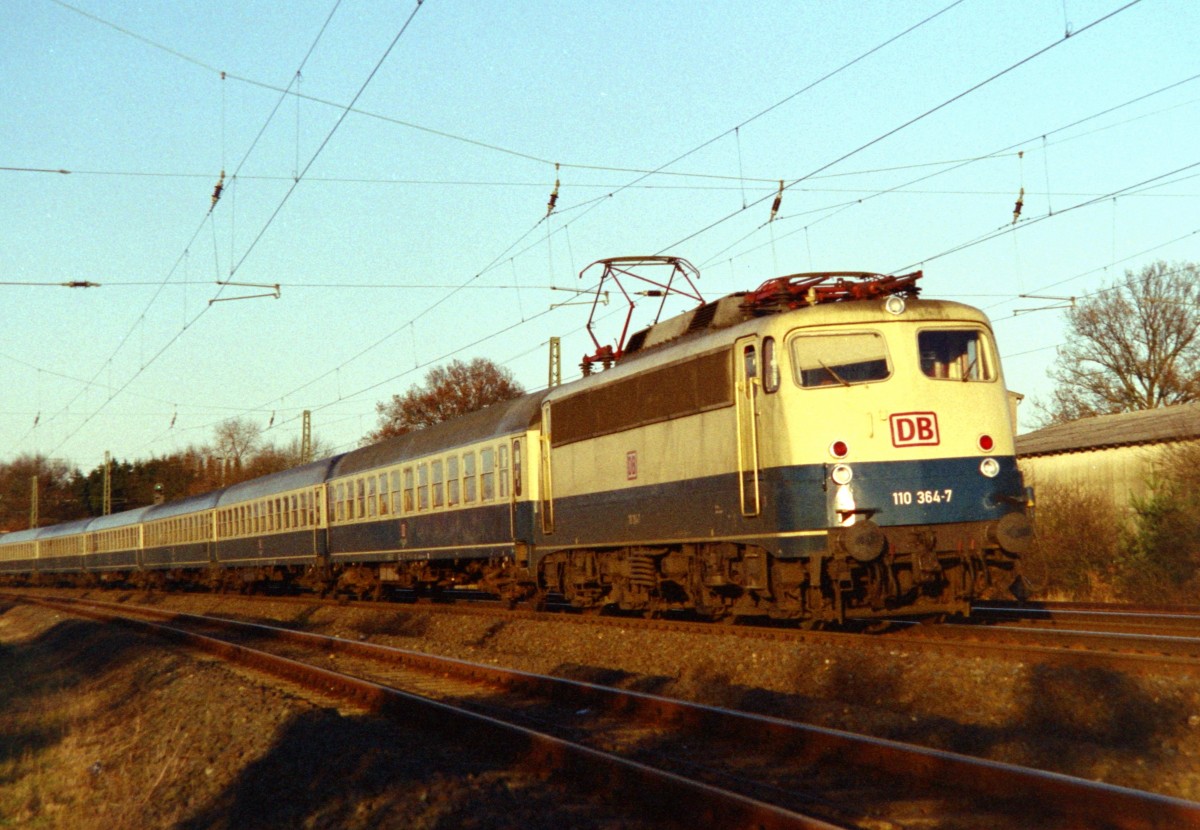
{"left": 830, "top": 463, "right": 854, "bottom": 485}
{"left": 979, "top": 458, "right": 1000, "bottom": 478}
{"left": 884, "top": 295, "right": 906, "bottom": 315}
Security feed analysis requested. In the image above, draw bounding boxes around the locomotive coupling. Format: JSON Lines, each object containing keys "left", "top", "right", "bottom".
{"left": 991, "top": 512, "right": 1033, "bottom": 555}
{"left": 836, "top": 519, "right": 886, "bottom": 562}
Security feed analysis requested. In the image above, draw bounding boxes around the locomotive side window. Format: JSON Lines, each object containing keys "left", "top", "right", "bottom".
{"left": 763, "top": 337, "right": 779, "bottom": 393}
{"left": 743, "top": 344, "right": 757, "bottom": 379}
{"left": 918, "top": 329, "right": 995, "bottom": 381}
{"left": 791, "top": 332, "right": 890, "bottom": 388}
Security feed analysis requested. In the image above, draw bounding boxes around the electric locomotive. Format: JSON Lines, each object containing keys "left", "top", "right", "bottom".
{"left": 532, "top": 263, "right": 1032, "bottom": 621}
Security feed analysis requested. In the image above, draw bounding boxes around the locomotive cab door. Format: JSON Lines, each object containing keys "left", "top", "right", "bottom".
{"left": 735, "top": 336, "right": 762, "bottom": 516}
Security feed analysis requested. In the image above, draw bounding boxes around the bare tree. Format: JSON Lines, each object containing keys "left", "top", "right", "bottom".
{"left": 367, "top": 357, "right": 525, "bottom": 443}
{"left": 1039, "top": 261, "right": 1200, "bottom": 425}
{"left": 212, "top": 416, "right": 263, "bottom": 482}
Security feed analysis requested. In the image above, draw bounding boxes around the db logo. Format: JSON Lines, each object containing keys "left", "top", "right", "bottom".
{"left": 890, "top": 412, "right": 940, "bottom": 447}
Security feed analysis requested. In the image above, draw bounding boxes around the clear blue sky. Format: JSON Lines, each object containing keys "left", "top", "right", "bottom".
{"left": 3, "top": 0, "right": 1198, "bottom": 470}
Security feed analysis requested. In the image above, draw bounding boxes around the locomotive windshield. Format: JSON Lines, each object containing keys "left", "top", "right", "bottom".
{"left": 791, "top": 331, "right": 890, "bottom": 388}
{"left": 918, "top": 329, "right": 995, "bottom": 381}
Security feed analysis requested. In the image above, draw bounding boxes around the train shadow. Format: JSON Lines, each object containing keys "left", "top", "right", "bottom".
{"left": 0, "top": 605, "right": 149, "bottom": 775}
{"left": 547, "top": 654, "right": 1190, "bottom": 795}
{"left": 175, "top": 705, "right": 652, "bottom": 830}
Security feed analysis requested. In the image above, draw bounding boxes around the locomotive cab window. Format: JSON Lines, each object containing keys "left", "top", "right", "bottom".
{"left": 790, "top": 331, "right": 890, "bottom": 388}
{"left": 919, "top": 329, "right": 995, "bottom": 381}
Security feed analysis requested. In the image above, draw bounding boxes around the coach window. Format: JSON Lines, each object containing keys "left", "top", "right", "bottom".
{"left": 447, "top": 456, "right": 460, "bottom": 506}
{"left": 418, "top": 463, "right": 430, "bottom": 511}
{"left": 355, "top": 479, "right": 366, "bottom": 519}
{"left": 432, "top": 460, "right": 445, "bottom": 508}
{"left": 512, "top": 440, "right": 522, "bottom": 497}
{"left": 463, "top": 452, "right": 477, "bottom": 503}
{"left": 336, "top": 483, "right": 346, "bottom": 522}
{"left": 367, "top": 477, "right": 378, "bottom": 518}
{"left": 403, "top": 467, "right": 415, "bottom": 513}
{"left": 762, "top": 337, "right": 780, "bottom": 393}
{"left": 918, "top": 329, "right": 995, "bottom": 381}
{"left": 390, "top": 470, "right": 402, "bottom": 514}
{"left": 481, "top": 448, "right": 495, "bottom": 502}
{"left": 791, "top": 331, "right": 890, "bottom": 388}
{"left": 498, "top": 445, "right": 510, "bottom": 500}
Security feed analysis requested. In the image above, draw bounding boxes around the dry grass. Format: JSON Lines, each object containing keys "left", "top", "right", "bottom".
{"left": 0, "top": 601, "right": 655, "bottom": 830}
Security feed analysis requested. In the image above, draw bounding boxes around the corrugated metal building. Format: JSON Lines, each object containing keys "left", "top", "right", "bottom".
{"left": 1016, "top": 403, "right": 1200, "bottom": 511}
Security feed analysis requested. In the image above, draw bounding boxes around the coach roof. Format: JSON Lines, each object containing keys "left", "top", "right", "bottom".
{"left": 332, "top": 390, "right": 549, "bottom": 477}
{"left": 217, "top": 455, "right": 345, "bottom": 506}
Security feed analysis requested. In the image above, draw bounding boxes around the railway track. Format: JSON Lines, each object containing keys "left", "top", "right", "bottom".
{"left": 12, "top": 585, "right": 1200, "bottom": 676}
{"left": 7, "top": 591, "right": 1198, "bottom": 830}
{"left": 971, "top": 600, "right": 1200, "bottom": 637}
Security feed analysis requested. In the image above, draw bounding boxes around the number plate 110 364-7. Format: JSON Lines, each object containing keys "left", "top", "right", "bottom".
{"left": 891, "top": 489, "right": 953, "bottom": 506}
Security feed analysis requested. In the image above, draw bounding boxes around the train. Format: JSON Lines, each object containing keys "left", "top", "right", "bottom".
{"left": 0, "top": 265, "right": 1033, "bottom": 623}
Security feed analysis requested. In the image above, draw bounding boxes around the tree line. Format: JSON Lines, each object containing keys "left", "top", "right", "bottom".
{"left": 0, "top": 358, "right": 524, "bottom": 533}
{"left": 0, "top": 418, "right": 326, "bottom": 533}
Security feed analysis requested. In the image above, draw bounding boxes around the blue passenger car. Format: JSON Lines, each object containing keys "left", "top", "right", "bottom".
{"left": 326, "top": 393, "right": 547, "bottom": 578}
{"left": 36, "top": 517, "right": 93, "bottom": 574}
{"left": 142, "top": 491, "right": 223, "bottom": 569}
{"left": 0, "top": 528, "right": 41, "bottom": 575}
{"left": 214, "top": 456, "right": 342, "bottom": 568}
{"left": 86, "top": 506, "right": 151, "bottom": 573}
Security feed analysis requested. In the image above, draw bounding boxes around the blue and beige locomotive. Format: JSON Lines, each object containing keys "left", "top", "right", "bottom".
{"left": 0, "top": 264, "right": 1032, "bottom": 623}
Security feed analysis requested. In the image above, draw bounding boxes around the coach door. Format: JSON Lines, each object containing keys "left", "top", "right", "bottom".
{"left": 735, "top": 336, "right": 761, "bottom": 516}
{"left": 539, "top": 402, "right": 554, "bottom": 533}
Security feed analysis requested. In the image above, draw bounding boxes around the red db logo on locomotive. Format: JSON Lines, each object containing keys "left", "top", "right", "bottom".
{"left": 889, "top": 412, "right": 940, "bottom": 447}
